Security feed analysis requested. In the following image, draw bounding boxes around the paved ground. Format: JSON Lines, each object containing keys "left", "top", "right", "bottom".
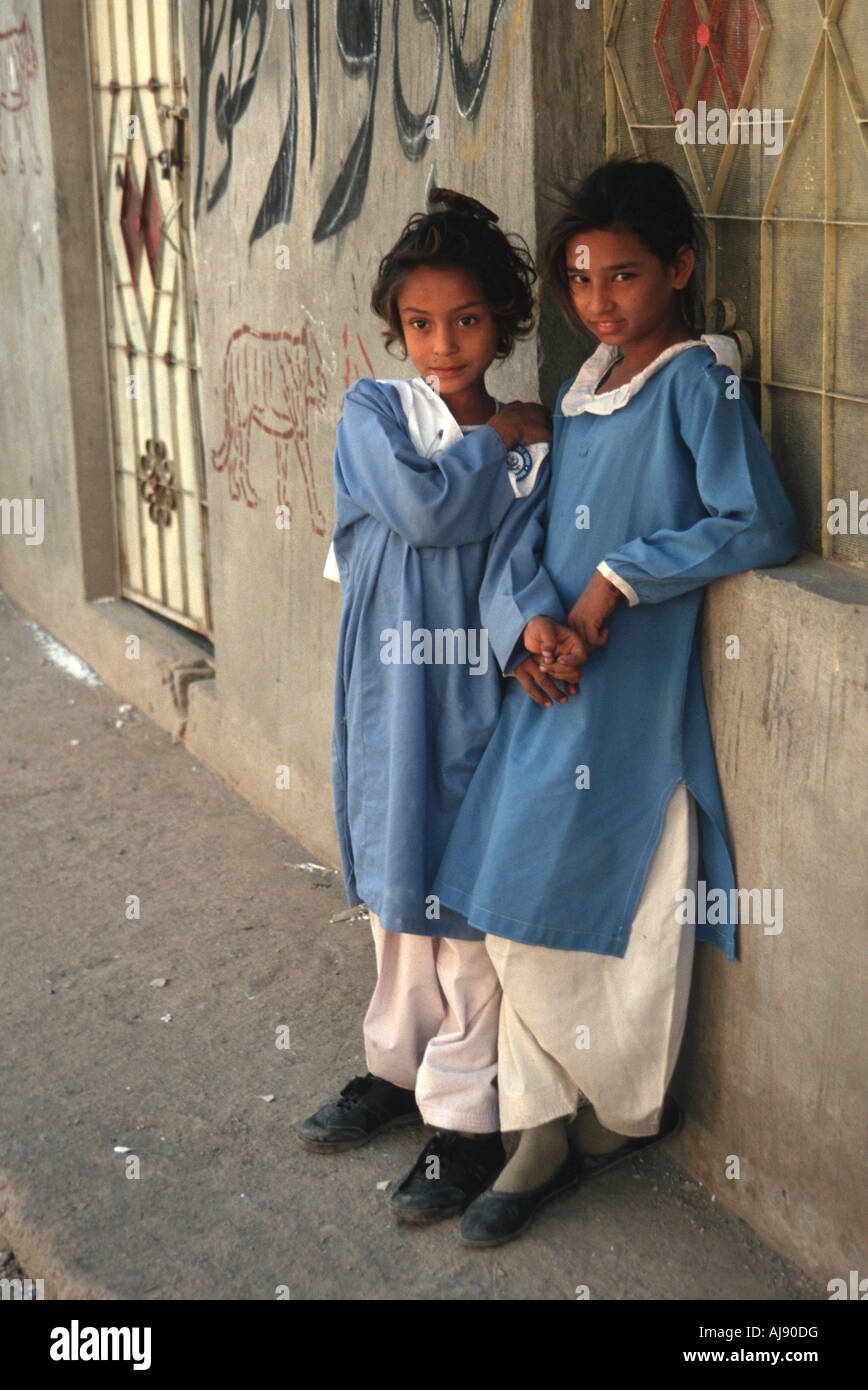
{"left": 0, "top": 587, "right": 820, "bottom": 1301}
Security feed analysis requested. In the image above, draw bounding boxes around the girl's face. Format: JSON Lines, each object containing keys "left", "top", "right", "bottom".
{"left": 565, "top": 227, "right": 694, "bottom": 354}
{"left": 395, "top": 265, "right": 500, "bottom": 399}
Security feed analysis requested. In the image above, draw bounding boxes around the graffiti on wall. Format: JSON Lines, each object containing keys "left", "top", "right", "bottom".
{"left": 196, "top": 0, "right": 508, "bottom": 244}
{"left": 195, "top": 0, "right": 268, "bottom": 223}
{"left": 341, "top": 323, "right": 375, "bottom": 391}
{"left": 211, "top": 320, "right": 374, "bottom": 529}
{"left": 0, "top": 17, "right": 41, "bottom": 175}
{"left": 211, "top": 322, "right": 348, "bottom": 531}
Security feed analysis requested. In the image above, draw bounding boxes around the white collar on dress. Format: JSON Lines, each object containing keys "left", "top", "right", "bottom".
{"left": 560, "top": 333, "right": 742, "bottom": 417}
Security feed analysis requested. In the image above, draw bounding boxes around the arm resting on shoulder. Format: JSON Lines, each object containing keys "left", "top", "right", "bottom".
{"left": 335, "top": 380, "right": 515, "bottom": 549}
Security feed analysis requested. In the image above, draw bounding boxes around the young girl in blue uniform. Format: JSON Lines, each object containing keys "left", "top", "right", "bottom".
{"left": 431, "top": 159, "right": 799, "bottom": 1246}
{"left": 300, "top": 190, "right": 568, "bottom": 1220}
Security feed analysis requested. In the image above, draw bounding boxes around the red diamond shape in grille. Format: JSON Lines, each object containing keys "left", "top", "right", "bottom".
{"left": 119, "top": 155, "right": 141, "bottom": 287}
{"left": 654, "top": 0, "right": 764, "bottom": 119}
{"left": 141, "top": 165, "right": 162, "bottom": 283}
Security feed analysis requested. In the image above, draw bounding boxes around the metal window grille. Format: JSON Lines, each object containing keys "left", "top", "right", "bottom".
{"left": 603, "top": 0, "right": 867, "bottom": 564}
{"left": 87, "top": 0, "right": 213, "bottom": 633}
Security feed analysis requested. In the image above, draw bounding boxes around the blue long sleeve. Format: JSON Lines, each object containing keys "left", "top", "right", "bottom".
{"left": 479, "top": 470, "right": 566, "bottom": 673}
{"left": 335, "top": 378, "right": 515, "bottom": 548}
{"left": 602, "top": 363, "right": 798, "bottom": 603}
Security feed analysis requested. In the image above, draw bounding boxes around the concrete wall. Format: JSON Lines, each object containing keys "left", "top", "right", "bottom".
{"left": 674, "top": 557, "right": 867, "bottom": 1284}
{"left": 0, "top": 0, "right": 539, "bottom": 869}
{"left": 182, "top": 0, "right": 538, "bottom": 860}
{"left": 0, "top": 0, "right": 864, "bottom": 1287}
{"left": 0, "top": 0, "right": 103, "bottom": 617}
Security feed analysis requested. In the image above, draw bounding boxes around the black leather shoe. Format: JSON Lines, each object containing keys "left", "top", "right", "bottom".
{"left": 386, "top": 1130, "right": 506, "bottom": 1223}
{"left": 458, "top": 1148, "right": 584, "bottom": 1247}
{"left": 298, "top": 1073, "right": 421, "bottom": 1151}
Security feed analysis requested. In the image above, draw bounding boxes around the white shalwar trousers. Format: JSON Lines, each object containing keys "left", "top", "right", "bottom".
{"left": 484, "top": 781, "right": 699, "bottom": 1138}
{"left": 363, "top": 915, "right": 501, "bottom": 1133}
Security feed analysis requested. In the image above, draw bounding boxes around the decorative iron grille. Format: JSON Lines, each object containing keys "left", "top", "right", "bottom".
{"left": 88, "top": 0, "right": 213, "bottom": 633}
{"left": 603, "top": 0, "right": 867, "bottom": 565}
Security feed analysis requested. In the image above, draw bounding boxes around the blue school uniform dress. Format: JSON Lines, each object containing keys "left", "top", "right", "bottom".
{"left": 432, "top": 337, "right": 798, "bottom": 962}
{"left": 329, "top": 375, "right": 550, "bottom": 942}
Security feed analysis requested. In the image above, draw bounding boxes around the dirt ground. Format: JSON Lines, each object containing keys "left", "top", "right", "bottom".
{"left": 0, "top": 587, "right": 820, "bottom": 1301}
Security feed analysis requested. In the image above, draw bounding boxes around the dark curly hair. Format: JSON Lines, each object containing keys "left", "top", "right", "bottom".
{"left": 371, "top": 188, "right": 537, "bottom": 360}
{"left": 541, "top": 158, "right": 700, "bottom": 333}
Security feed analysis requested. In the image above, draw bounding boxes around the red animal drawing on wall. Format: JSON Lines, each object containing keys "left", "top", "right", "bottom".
{"left": 212, "top": 321, "right": 329, "bottom": 533}
{"left": 0, "top": 17, "right": 41, "bottom": 175}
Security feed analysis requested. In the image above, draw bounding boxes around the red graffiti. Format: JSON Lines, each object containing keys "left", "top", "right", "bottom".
{"left": 0, "top": 17, "right": 41, "bottom": 175}
{"left": 341, "top": 322, "right": 375, "bottom": 390}
{"left": 212, "top": 321, "right": 329, "bottom": 533}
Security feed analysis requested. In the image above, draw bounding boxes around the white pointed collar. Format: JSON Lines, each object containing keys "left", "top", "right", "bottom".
{"left": 561, "top": 334, "right": 742, "bottom": 417}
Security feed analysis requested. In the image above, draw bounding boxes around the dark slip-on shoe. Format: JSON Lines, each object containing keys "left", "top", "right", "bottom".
{"left": 458, "top": 1148, "right": 584, "bottom": 1248}
{"left": 576, "top": 1095, "right": 683, "bottom": 1182}
{"left": 459, "top": 1097, "right": 683, "bottom": 1246}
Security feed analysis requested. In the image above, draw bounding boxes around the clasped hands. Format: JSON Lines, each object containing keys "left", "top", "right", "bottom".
{"left": 512, "top": 569, "right": 622, "bottom": 707}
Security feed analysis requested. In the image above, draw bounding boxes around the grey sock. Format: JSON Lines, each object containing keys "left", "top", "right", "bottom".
{"left": 567, "top": 1105, "right": 628, "bottom": 1155}
{"left": 492, "top": 1118, "right": 569, "bottom": 1193}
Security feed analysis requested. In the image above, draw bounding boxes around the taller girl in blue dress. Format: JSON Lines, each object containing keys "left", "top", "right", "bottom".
{"left": 432, "top": 159, "right": 798, "bottom": 1247}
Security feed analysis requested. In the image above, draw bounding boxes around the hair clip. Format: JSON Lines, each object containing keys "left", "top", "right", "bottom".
{"left": 425, "top": 187, "right": 500, "bottom": 224}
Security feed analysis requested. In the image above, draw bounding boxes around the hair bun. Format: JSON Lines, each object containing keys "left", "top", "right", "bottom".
{"left": 426, "top": 186, "right": 500, "bottom": 225}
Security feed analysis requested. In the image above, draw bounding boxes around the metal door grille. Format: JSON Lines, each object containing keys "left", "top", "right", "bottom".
{"left": 88, "top": 0, "right": 213, "bottom": 633}
{"left": 602, "top": 0, "right": 867, "bottom": 565}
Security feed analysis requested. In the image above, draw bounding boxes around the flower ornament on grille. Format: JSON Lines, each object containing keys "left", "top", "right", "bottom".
{"left": 139, "top": 438, "right": 177, "bottom": 527}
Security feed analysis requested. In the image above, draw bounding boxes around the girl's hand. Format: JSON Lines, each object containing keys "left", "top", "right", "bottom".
{"left": 524, "top": 614, "right": 588, "bottom": 681}
{"left": 512, "top": 655, "right": 577, "bottom": 706}
{"left": 488, "top": 401, "right": 553, "bottom": 449}
{"left": 566, "top": 570, "right": 622, "bottom": 650}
